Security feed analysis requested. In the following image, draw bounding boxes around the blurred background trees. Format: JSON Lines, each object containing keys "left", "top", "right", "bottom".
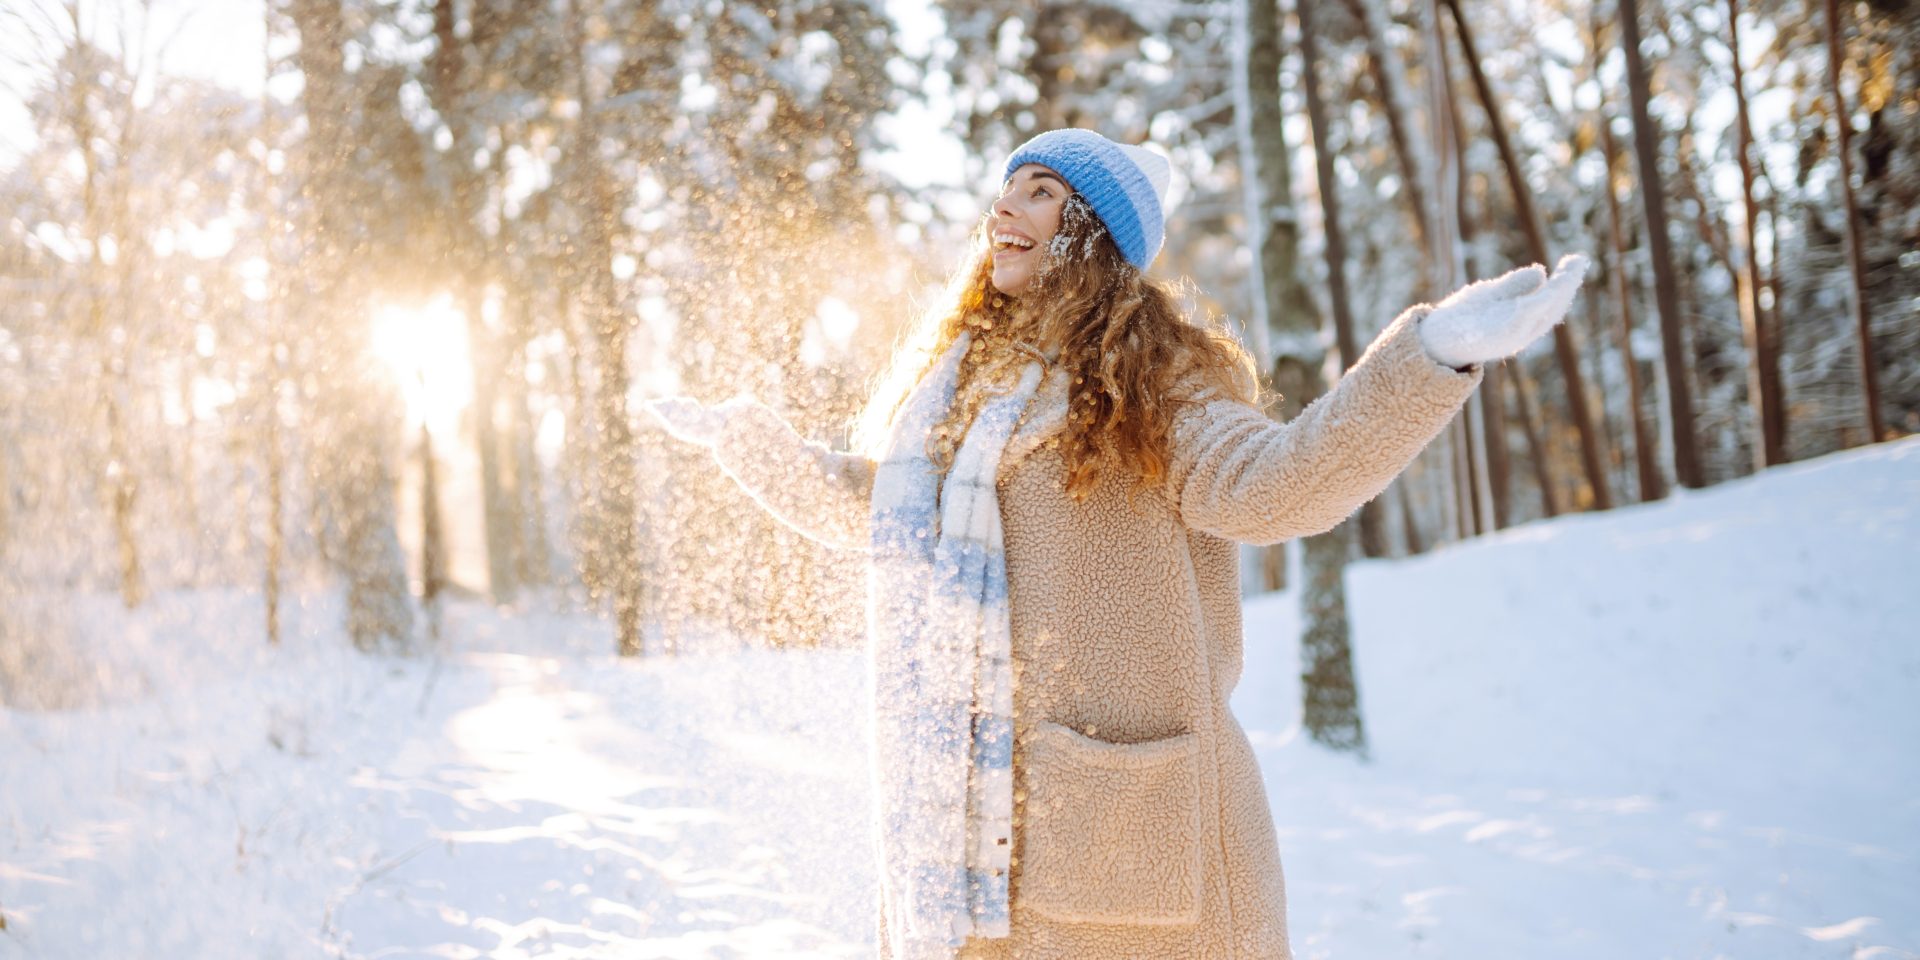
{"left": 1, "top": 0, "right": 1912, "bottom": 694}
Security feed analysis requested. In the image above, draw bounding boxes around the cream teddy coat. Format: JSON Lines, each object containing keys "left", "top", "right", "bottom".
{"left": 710, "top": 305, "right": 1481, "bottom": 959}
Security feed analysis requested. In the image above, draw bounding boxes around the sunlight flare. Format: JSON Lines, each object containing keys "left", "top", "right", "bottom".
{"left": 371, "top": 294, "right": 474, "bottom": 435}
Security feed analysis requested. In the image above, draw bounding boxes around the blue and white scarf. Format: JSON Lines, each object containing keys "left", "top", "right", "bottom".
{"left": 869, "top": 331, "right": 1045, "bottom": 958}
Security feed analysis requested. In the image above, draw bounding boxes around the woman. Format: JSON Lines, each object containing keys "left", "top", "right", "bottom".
{"left": 648, "top": 128, "right": 1586, "bottom": 960}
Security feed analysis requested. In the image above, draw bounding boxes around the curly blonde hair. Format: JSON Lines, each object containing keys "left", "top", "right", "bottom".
{"left": 856, "top": 193, "right": 1260, "bottom": 500}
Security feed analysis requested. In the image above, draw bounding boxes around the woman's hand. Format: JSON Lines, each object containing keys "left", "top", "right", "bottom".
{"left": 644, "top": 396, "right": 738, "bottom": 448}
{"left": 1418, "top": 253, "right": 1590, "bottom": 369}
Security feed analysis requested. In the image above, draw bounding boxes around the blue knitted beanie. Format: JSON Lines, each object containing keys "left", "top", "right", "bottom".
{"left": 1003, "top": 129, "right": 1172, "bottom": 270}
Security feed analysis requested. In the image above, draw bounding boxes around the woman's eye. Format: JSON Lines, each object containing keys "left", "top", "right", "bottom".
{"left": 1030, "top": 187, "right": 1051, "bottom": 199}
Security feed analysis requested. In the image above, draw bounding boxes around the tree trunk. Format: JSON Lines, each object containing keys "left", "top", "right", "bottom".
{"left": 420, "top": 423, "right": 447, "bottom": 639}
{"left": 61, "top": 6, "right": 146, "bottom": 608}
{"left": 331, "top": 438, "right": 416, "bottom": 654}
{"left": 1237, "top": 0, "right": 1366, "bottom": 756}
{"left": 1422, "top": 0, "right": 1465, "bottom": 541}
{"left": 1349, "top": 0, "right": 1440, "bottom": 546}
{"left": 1601, "top": 204, "right": 1663, "bottom": 505}
{"left": 1591, "top": 21, "right": 1666, "bottom": 503}
{"left": 1427, "top": 0, "right": 1499, "bottom": 534}
{"left": 506, "top": 284, "right": 555, "bottom": 589}
{"left": 1346, "top": 0, "right": 1433, "bottom": 283}
{"left": 430, "top": 0, "right": 518, "bottom": 604}
{"left": 1298, "top": 0, "right": 1388, "bottom": 557}
{"left": 588, "top": 168, "right": 644, "bottom": 658}
{"left": 1440, "top": 70, "right": 1511, "bottom": 531}
{"left": 1437, "top": 11, "right": 1556, "bottom": 522}
{"left": 570, "top": 6, "right": 645, "bottom": 656}
{"left": 260, "top": 259, "right": 287, "bottom": 645}
{"left": 1395, "top": 481, "right": 1425, "bottom": 556}
{"left": 290, "top": 0, "right": 415, "bottom": 652}
{"left": 1822, "top": 0, "right": 1884, "bottom": 443}
{"left": 1444, "top": 0, "right": 1612, "bottom": 510}
{"left": 1618, "top": 0, "right": 1705, "bottom": 488}
{"left": 1460, "top": 398, "right": 1487, "bottom": 535}
{"left": 1581, "top": 275, "right": 1621, "bottom": 494}
{"left": 1765, "top": 190, "right": 1787, "bottom": 453}
{"left": 103, "top": 376, "right": 142, "bottom": 607}
{"left": 265, "top": 360, "right": 285, "bottom": 645}
{"left": 1506, "top": 364, "right": 1562, "bottom": 515}
{"left": 1237, "top": 0, "right": 1284, "bottom": 591}
{"left": 1726, "top": 0, "right": 1786, "bottom": 467}
{"left": 108, "top": 131, "right": 144, "bottom": 602}
{"left": 1477, "top": 364, "right": 1512, "bottom": 528}
{"left": 258, "top": 28, "right": 285, "bottom": 644}
{"left": 583, "top": 183, "right": 645, "bottom": 652}
{"left": 1440, "top": 421, "right": 1463, "bottom": 537}
{"left": 1300, "top": 528, "right": 1363, "bottom": 754}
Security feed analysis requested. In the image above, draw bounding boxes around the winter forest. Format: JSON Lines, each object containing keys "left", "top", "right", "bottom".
{"left": 2, "top": 0, "right": 1917, "bottom": 955}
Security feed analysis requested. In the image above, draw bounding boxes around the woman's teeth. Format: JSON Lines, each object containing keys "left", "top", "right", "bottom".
{"left": 994, "top": 232, "right": 1036, "bottom": 252}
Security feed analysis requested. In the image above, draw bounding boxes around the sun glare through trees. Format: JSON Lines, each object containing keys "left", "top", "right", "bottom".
{"left": 371, "top": 295, "right": 474, "bottom": 436}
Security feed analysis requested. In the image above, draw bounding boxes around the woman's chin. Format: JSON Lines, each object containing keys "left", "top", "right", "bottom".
{"left": 990, "top": 270, "right": 1031, "bottom": 298}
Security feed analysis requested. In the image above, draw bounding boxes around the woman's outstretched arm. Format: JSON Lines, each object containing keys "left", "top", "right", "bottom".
{"left": 1167, "top": 305, "right": 1479, "bottom": 545}
{"left": 1169, "top": 255, "right": 1587, "bottom": 545}
{"left": 647, "top": 397, "right": 875, "bottom": 551}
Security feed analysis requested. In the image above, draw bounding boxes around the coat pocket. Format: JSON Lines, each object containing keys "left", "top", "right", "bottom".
{"left": 1015, "top": 720, "right": 1206, "bottom": 926}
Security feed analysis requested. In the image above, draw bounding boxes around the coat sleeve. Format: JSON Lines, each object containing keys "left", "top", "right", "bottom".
{"left": 1167, "top": 305, "right": 1483, "bottom": 546}
{"left": 708, "top": 400, "right": 874, "bottom": 551}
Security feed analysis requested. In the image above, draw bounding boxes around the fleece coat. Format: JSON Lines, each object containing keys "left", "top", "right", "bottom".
{"left": 710, "top": 305, "right": 1482, "bottom": 960}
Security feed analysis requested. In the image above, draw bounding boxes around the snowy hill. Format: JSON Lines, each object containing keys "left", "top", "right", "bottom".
{"left": 2, "top": 437, "right": 1916, "bottom": 959}
{"left": 1234, "top": 435, "right": 1920, "bottom": 958}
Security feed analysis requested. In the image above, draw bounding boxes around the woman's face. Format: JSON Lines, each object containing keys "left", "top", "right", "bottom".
{"left": 989, "top": 163, "right": 1069, "bottom": 297}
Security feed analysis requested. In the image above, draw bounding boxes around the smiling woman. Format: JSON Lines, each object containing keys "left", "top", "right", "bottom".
{"left": 644, "top": 127, "right": 1587, "bottom": 960}
{"left": 370, "top": 294, "right": 475, "bottom": 436}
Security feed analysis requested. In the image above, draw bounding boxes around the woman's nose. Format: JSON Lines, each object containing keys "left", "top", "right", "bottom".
{"left": 992, "top": 189, "right": 1018, "bottom": 222}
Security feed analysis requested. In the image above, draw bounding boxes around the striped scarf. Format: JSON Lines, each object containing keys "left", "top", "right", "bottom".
{"left": 869, "top": 331, "right": 1043, "bottom": 958}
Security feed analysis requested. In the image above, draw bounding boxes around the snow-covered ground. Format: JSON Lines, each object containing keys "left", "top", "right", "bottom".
{"left": 1242, "top": 435, "right": 1920, "bottom": 959}
{"left": 3, "top": 437, "right": 1916, "bottom": 959}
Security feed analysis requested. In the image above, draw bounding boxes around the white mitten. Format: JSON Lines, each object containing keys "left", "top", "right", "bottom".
{"left": 1419, "top": 253, "right": 1591, "bottom": 369}
{"left": 644, "top": 396, "right": 744, "bottom": 448}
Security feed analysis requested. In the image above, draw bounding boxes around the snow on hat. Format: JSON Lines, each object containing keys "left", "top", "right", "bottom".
{"left": 1003, "top": 128, "right": 1172, "bottom": 271}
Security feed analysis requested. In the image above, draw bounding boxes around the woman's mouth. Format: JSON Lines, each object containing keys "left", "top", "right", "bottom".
{"left": 993, "top": 231, "right": 1037, "bottom": 256}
